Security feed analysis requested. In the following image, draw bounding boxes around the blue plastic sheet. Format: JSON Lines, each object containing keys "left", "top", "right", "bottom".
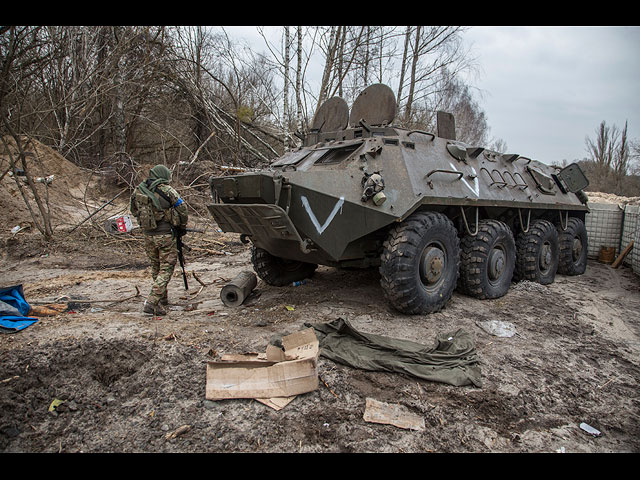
{"left": 0, "top": 285, "right": 39, "bottom": 333}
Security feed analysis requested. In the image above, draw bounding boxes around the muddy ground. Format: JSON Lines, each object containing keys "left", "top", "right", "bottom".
{"left": 1, "top": 226, "right": 639, "bottom": 453}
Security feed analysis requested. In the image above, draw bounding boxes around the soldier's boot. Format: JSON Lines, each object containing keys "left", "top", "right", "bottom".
{"left": 143, "top": 300, "right": 167, "bottom": 316}
{"left": 160, "top": 293, "right": 169, "bottom": 306}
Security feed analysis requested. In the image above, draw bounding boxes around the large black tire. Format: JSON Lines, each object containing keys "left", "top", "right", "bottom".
{"left": 557, "top": 217, "right": 588, "bottom": 275}
{"left": 514, "top": 219, "right": 559, "bottom": 285}
{"left": 379, "top": 211, "right": 460, "bottom": 314}
{"left": 459, "top": 220, "right": 516, "bottom": 299}
{"left": 251, "top": 246, "right": 317, "bottom": 286}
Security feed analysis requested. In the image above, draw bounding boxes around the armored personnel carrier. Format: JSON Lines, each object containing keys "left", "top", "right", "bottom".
{"left": 207, "top": 84, "right": 589, "bottom": 314}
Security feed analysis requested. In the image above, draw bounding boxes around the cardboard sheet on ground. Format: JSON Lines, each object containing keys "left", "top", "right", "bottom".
{"left": 363, "top": 398, "right": 426, "bottom": 431}
{"left": 307, "top": 318, "right": 482, "bottom": 387}
{"left": 206, "top": 328, "right": 319, "bottom": 409}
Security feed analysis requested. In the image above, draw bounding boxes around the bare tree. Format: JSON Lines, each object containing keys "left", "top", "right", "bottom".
{"left": 1, "top": 26, "right": 58, "bottom": 239}
{"left": 283, "top": 27, "right": 290, "bottom": 150}
{"left": 613, "top": 120, "right": 630, "bottom": 178}
{"left": 586, "top": 121, "right": 618, "bottom": 177}
{"left": 584, "top": 119, "right": 634, "bottom": 193}
{"left": 398, "top": 27, "right": 471, "bottom": 127}
{"left": 295, "top": 27, "right": 304, "bottom": 134}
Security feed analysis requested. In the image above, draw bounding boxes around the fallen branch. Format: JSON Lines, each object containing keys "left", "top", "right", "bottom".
{"left": 200, "top": 238, "right": 226, "bottom": 247}
{"left": 192, "top": 271, "right": 208, "bottom": 287}
{"left": 32, "top": 286, "right": 141, "bottom": 306}
{"left": 187, "top": 131, "right": 216, "bottom": 166}
{"left": 190, "top": 246, "right": 225, "bottom": 255}
{"left": 65, "top": 188, "right": 128, "bottom": 235}
{"left": 191, "top": 284, "right": 204, "bottom": 295}
{"left": 89, "top": 286, "right": 141, "bottom": 305}
{"left": 319, "top": 374, "right": 338, "bottom": 398}
{"left": 165, "top": 424, "right": 191, "bottom": 440}
{"left": 598, "top": 378, "right": 615, "bottom": 390}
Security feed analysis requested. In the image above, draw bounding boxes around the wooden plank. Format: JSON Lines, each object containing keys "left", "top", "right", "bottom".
{"left": 612, "top": 240, "right": 634, "bottom": 268}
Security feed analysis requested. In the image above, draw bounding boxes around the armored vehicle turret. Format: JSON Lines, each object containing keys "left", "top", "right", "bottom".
{"left": 207, "top": 84, "right": 589, "bottom": 314}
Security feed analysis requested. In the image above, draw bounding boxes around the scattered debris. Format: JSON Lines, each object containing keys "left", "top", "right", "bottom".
{"left": 191, "top": 271, "right": 209, "bottom": 287}
{"left": 580, "top": 423, "right": 602, "bottom": 437}
{"left": 48, "top": 398, "right": 65, "bottom": 413}
{"left": 28, "top": 303, "right": 68, "bottom": 316}
{"left": 66, "top": 189, "right": 128, "bottom": 235}
{"left": 319, "top": 374, "right": 339, "bottom": 398}
{"left": 476, "top": 320, "right": 518, "bottom": 338}
{"left": 183, "top": 302, "right": 200, "bottom": 312}
{"left": 45, "top": 287, "right": 140, "bottom": 307}
{"left": 103, "top": 215, "right": 133, "bottom": 234}
{"left": 1, "top": 375, "right": 20, "bottom": 384}
{"left": 34, "top": 175, "right": 55, "bottom": 185}
{"left": 363, "top": 398, "right": 425, "bottom": 431}
{"left": 597, "top": 378, "right": 615, "bottom": 390}
{"left": 165, "top": 424, "right": 192, "bottom": 440}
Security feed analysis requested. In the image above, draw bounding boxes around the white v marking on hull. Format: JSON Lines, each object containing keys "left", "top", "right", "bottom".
{"left": 301, "top": 195, "right": 345, "bottom": 235}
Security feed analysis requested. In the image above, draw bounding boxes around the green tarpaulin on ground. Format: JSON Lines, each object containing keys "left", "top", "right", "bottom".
{"left": 307, "top": 318, "right": 481, "bottom": 387}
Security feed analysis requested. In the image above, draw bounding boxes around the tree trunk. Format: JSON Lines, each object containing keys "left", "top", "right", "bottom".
{"left": 283, "top": 26, "right": 290, "bottom": 150}
{"left": 397, "top": 26, "right": 411, "bottom": 120}
{"left": 295, "top": 26, "right": 303, "bottom": 134}
{"left": 404, "top": 26, "right": 421, "bottom": 125}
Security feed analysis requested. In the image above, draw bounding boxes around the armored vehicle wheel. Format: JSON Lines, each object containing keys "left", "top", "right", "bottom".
{"left": 557, "top": 217, "right": 588, "bottom": 275}
{"left": 514, "top": 219, "right": 559, "bottom": 285}
{"left": 379, "top": 211, "right": 460, "bottom": 314}
{"left": 250, "top": 246, "right": 317, "bottom": 286}
{"left": 459, "top": 220, "right": 516, "bottom": 299}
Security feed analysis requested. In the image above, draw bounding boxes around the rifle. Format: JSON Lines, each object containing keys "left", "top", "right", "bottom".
{"left": 173, "top": 227, "right": 189, "bottom": 290}
{"left": 172, "top": 227, "right": 206, "bottom": 290}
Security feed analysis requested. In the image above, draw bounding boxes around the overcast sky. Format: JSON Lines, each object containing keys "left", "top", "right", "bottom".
{"left": 224, "top": 26, "right": 640, "bottom": 165}
{"left": 462, "top": 26, "right": 640, "bottom": 165}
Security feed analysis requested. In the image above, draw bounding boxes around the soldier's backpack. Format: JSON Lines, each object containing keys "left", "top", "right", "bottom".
{"left": 132, "top": 189, "right": 159, "bottom": 230}
{"left": 154, "top": 185, "right": 185, "bottom": 228}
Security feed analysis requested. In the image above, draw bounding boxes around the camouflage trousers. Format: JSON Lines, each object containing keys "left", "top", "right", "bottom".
{"left": 144, "top": 233, "right": 177, "bottom": 306}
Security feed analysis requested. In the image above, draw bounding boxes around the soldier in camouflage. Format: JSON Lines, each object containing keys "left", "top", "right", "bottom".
{"left": 130, "top": 165, "right": 188, "bottom": 315}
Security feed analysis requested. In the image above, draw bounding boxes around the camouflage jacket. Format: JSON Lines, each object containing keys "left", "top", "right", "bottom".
{"left": 130, "top": 183, "right": 188, "bottom": 235}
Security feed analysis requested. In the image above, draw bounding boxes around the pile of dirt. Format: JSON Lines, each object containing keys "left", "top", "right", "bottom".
{"left": 0, "top": 137, "right": 130, "bottom": 233}
{"left": 1, "top": 138, "right": 217, "bottom": 238}
{"left": 586, "top": 191, "right": 640, "bottom": 206}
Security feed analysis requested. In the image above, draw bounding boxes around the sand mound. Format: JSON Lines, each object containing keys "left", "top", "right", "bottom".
{"left": 586, "top": 191, "right": 640, "bottom": 206}
{"left": 1, "top": 137, "right": 129, "bottom": 232}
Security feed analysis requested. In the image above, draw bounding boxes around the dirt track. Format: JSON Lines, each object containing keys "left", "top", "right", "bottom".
{"left": 1, "top": 228, "right": 639, "bottom": 453}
